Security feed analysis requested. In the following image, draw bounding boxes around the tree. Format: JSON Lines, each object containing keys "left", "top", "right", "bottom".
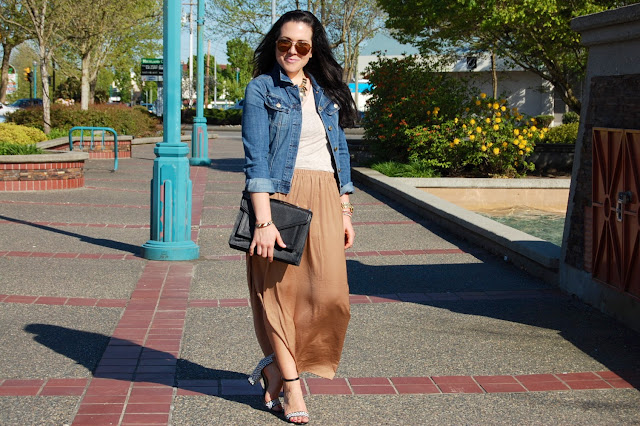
{"left": 224, "top": 38, "right": 252, "bottom": 100}
{"left": 0, "top": 0, "right": 32, "bottom": 103}
{"left": 377, "top": 0, "right": 635, "bottom": 113}
{"left": 207, "top": 0, "right": 385, "bottom": 82}
{"left": 1, "top": 0, "right": 74, "bottom": 132}
{"left": 63, "top": 0, "right": 161, "bottom": 110}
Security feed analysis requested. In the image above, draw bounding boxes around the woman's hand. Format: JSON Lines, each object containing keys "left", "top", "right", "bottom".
{"left": 248, "top": 192, "right": 286, "bottom": 262}
{"left": 250, "top": 224, "right": 286, "bottom": 262}
{"left": 342, "top": 215, "right": 355, "bottom": 249}
{"left": 340, "top": 194, "right": 355, "bottom": 249}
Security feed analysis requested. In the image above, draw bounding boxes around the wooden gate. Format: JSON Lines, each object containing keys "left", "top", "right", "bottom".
{"left": 592, "top": 128, "right": 640, "bottom": 298}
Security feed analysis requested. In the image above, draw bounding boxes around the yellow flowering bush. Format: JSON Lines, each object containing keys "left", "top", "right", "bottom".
{"left": 405, "top": 93, "right": 547, "bottom": 177}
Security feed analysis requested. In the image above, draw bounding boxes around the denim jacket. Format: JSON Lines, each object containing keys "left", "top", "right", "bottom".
{"left": 242, "top": 66, "right": 354, "bottom": 195}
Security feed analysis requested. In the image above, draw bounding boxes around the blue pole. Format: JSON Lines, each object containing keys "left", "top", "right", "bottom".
{"left": 142, "top": 0, "right": 199, "bottom": 261}
{"left": 189, "top": 0, "right": 211, "bottom": 166}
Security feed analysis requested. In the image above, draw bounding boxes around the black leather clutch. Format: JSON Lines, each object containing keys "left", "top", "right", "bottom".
{"left": 228, "top": 193, "right": 313, "bottom": 266}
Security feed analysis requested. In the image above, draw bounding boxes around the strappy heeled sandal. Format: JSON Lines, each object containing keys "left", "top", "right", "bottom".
{"left": 248, "top": 354, "right": 282, "bottom": 412}
{"left": 282, "top": 377, "right": 309, "bottom": 425}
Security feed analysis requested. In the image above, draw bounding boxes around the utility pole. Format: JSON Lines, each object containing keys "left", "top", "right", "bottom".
{"left": 204, "top": 40, "right": 210, "bottom": 106}
{"left": 214, "top": 55, "right": 218, "bottom": 108}
{"left": 272, "top": 0, "right": 276, "bottom": 24}
{"left": 187, "top": 2, "right": 195, "bottom": 107}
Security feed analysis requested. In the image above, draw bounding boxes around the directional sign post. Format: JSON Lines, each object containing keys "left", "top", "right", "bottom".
{"left": 141, "top": 58, "right": 163, "bottom": 82}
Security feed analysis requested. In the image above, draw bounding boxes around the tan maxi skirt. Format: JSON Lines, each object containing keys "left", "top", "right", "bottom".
{"left": 247, "top": 169, "right": 350, "bottom": 379}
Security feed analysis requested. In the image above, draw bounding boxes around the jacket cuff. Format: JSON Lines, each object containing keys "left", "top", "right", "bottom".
{"left": 339, "top": 182, "right": 355, "bottom": 196}
{"left": 245, "top": 178, "right": 275, "bottom": 194}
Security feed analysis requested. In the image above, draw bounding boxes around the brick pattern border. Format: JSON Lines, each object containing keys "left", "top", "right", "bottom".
{"left": 68, "top": 261, "right": 193, "bottom": 425}
{"left": 1, "top": 371, "right": 637, "bottom": 398}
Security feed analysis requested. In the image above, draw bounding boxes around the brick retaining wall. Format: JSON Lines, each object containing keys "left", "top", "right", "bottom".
{"left": 52, "top": 140, "right": 132, "bottom": 159}
{"left": 0, "top": 161, "right": 85, "bottom": 191}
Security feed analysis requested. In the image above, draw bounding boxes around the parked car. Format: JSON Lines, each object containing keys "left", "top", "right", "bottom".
{"left": 0, "top": 98, "right": 43, "bottom": 122}
{"left": 140, "top": 102, "right": 156, "bottom": 114}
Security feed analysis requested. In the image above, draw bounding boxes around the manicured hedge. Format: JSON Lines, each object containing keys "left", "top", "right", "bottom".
{"left": 7, "top": 104, "right": 159, "bottom": 137}
{"left": 181, "top": 108, "right": 242, "bottom": 125}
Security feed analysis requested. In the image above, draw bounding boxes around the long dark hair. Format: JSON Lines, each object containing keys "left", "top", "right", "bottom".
{"left": 253, "top": 10, "right": 357, "bottom": 128}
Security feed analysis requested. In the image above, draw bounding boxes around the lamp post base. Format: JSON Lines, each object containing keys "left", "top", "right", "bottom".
{"left": 141, "top": 239, "right": 200, "bottom": 261}
{"left": 189, "top": 117, "right": 211, "bottom": 166}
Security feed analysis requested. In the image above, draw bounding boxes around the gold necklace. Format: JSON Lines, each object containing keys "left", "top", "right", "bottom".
{"left": 299, "top": 77, "right": 308, "bottom": 97}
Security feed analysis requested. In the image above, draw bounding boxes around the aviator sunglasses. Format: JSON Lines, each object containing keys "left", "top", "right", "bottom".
{"left": 276, "top": 39, "right": 312, "bottom": 56}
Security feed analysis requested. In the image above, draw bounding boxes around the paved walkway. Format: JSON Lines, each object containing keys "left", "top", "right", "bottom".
{"left": 0, "top": 129, "right": 639, "bottom": 425}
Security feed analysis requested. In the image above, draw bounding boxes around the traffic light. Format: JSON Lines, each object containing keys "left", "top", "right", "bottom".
{"left": 24, "top": 67, "right": 32, "bottom": 82}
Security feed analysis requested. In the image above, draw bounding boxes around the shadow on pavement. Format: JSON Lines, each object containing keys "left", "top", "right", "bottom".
{"left": 23, "top": 324, "right": 271, "bottom": 413}
{"left": 207, "top": 159, "right": 244, "bottom": 172}
{"left": 346, "top": 259, "right": 640, "bottom": 390}
{"left": 0, "top": 214, "right": 142, "bottom": 255}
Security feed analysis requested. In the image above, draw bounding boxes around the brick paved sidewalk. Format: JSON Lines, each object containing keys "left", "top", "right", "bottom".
{"left": 0, "top": 130, "right": 639, "bottom": 425}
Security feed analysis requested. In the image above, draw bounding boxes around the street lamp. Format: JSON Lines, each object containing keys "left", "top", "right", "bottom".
{"left": 142, "top": 0, "right": 200, "bottom": 261}
{"left": 189, "top": 0, "right": 211, "bottom": 166}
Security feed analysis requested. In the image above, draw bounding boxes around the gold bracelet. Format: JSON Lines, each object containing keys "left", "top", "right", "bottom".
{"left": 340, "top": 202, "right": 354, "bottom": 214}
{"left": 255, "top": 220, "right": 273, "bottom": 228}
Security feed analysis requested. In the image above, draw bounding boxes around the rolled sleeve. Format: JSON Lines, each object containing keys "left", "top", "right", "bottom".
{"left": 339, "top": 181, "right": 355, "bottom": 195}
{"left": 242, "top": 79, "right": 273, "bottom": 193}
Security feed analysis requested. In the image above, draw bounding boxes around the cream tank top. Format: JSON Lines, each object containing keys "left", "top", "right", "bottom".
{"left": 294, "top": 87, "right": 335, "bottom": 173}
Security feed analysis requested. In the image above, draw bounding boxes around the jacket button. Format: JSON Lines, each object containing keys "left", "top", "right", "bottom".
{"left": 328, "top": 126, "right": 333, "bottom": 131}
{"left": 333, "top": 103, "right": 338, "bottom": 108}
{"left": 337, "top": 168, "right": 341, "bottom": 172}
{"left": 318, "top": 106, "right": 323, "bottom": 111}
{"left": 276, "top": 103, "right": 281, "bottom": 108}
{"left": 334, "top": 147, "right": 338, "bottom": 151}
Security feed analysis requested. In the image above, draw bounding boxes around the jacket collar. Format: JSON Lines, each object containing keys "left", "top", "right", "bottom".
{"left": 271, "top": 65, "right": 321, "bottom": 94}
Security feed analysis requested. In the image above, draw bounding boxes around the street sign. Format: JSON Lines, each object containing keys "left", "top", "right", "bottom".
{"left": 141, "top": 58, "right": 163, "bottom": 82}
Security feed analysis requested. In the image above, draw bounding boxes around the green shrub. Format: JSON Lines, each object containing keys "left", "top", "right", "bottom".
{"left": 362, "top": 54, "right": 471, "bottom": 161}
{"left": 562, "top": 111, "right": 580, "bottom": 124}
{"left": 7, "top": 104, "right": 159, "bottom": 137}
{"left": 371, "top": 160, "right": 439, "bottom": 177}
{"left": 544, "top": 122, "right": 579, "bottom": 144}
{"left": 182, "top": 108, "right": 242, "bottom": 125}
{"left": 0, "top": 123, "right": 47, "bottom": 145}
{"left": 0, "top": 142, "right": 44, "bottom": 155}
{"left": 46, "top": 128, "right": 70, "bottom": 140}
{"left": 535, "top": 115, "right": 554, "bottom": 127}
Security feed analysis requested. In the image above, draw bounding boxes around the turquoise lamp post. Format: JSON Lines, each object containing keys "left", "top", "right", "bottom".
{"left": 189, "top": 0, "right": 211, "bottom": 166}
{"left": 142, "top": 0, "right": 199, "bottom": 261}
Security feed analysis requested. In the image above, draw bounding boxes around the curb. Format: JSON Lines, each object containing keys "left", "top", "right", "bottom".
{"left": 352, "top": 167, "right": 561, "bottom": 284}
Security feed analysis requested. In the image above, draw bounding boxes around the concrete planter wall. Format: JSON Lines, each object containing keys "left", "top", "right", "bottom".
{"left": 0, "top": 150, "right": 89, "bottom": 191}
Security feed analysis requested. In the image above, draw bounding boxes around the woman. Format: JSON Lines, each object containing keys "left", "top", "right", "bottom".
{"left": 242, "top": 10, "right": 357, "bottom": 425}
